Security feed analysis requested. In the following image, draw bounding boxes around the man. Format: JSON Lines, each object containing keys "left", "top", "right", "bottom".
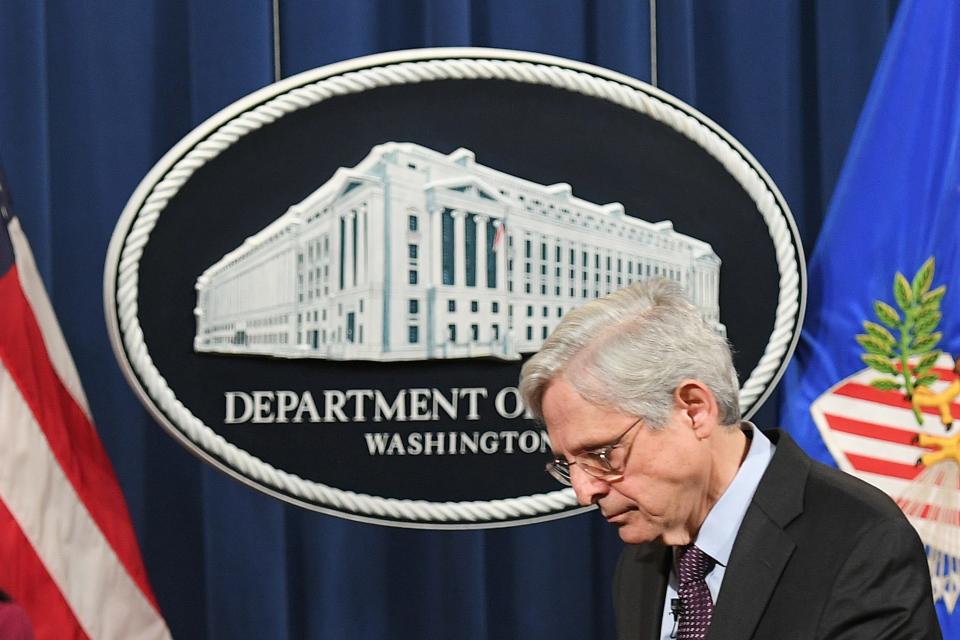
{"left": 519, "top": 279, "right": 940, "bottom": 639}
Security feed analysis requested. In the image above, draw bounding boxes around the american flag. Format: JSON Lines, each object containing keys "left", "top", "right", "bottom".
{"left": 491, "top": 220, "right": 505, "bottom": 252}
{"left": 0, "top": 172, "right": 170, "bottom": 639}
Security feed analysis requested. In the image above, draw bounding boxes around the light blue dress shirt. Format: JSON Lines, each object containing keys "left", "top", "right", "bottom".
{"left": 658, "top": 423, "right": 775, "bottom": 639}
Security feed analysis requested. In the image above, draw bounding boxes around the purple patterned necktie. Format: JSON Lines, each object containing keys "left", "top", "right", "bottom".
{"left": 676, "top": 545, "right": 716, "bottom": 640}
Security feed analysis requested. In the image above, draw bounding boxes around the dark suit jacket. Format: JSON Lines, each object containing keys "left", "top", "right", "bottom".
{"left": 613, "top": 430, "right": 941, "bottom": 639}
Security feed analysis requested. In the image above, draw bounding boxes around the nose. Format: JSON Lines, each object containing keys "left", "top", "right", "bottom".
{"left": 570, "top": 466, "right": 610, "bottom": 506}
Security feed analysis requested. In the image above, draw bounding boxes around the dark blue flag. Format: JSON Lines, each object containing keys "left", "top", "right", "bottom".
{"left": 781, "top": 0, "right": 960, "bottom": 630}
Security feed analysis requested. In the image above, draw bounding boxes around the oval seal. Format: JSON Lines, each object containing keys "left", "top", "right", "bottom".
{"left": 104, "top": 48, "right": 805, "bottom": 528}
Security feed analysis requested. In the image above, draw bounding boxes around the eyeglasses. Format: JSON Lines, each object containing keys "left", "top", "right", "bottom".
{"left": 545, "top": 417, "right": 644, "bottom": 487}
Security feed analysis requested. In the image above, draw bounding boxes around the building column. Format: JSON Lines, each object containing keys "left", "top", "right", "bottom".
{"left": 453, "top": 210, "right": 466, "bottom": 287}
{"left": 475, "top": 214, "right": 487, "bottom": 290}
{"left": 496, "top": 219, "right": 507, "bottom": 292}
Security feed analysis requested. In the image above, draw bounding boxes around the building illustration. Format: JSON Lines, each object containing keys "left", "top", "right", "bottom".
{"left": 193, "top": 142, "right": 723, "bottom": 361}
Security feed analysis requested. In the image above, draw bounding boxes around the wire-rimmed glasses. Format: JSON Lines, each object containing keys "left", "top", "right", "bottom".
{"left": 545, "top": 417, "right": 644, "bottom": 486}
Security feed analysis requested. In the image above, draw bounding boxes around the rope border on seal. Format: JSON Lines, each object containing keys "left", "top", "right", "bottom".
{"left": 114, "top": 57, "right": 801, "bottom": 524}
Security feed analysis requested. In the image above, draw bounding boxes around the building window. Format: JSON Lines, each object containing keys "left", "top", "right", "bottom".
{"left": 542, "top": 326, "right": 549, "bottom": 339}
{"left": 471, "top": 324, "right": 479, "bottom": 341}
{"left": 448, "top": 324, "right": 457, "bottom": 342}
{"left": 541, "top": 242, "right": 547, "bottom": 261}
{"left": 542, "top": 306, "right": 548, "bottom": 317}
{"left": 409, "top": 214, "right": 418, "bottom": 231}
{"left": 408, "top": 244, "right": 418, "bottom": 260}
{"left": 525, "top": 239, "right": 531, "bottom": 259}
{"left": 492, "top": 301, "right": 499, "bottom": 313}
{"left": 409, "top": 270, "right": 418, "bottom": 285}
{"left": 492, "top": 324, "right": 500, "bottom": 340}
{"left": 465, "top": 214, "right": 477, "bottom": 287}
{"left": 442, "top": 209, "right": 455, "bottom": 285}
{"left": 409, "top": 325, "right": 419, "bottom": 343}
{"left": 339, "top": 217, "right": 346, "bottom": 290}
{"left": 409, "top": 299, "right": 419, "bottom": 314}
{"left": 471, "top": 300, "right": 479, "bottom": 313}
{"left": 448, "top": 299, "right": 456, "bottom": 313}
{"left": 526, "top": 326, "right": 533, "bottom": 340}
{"left": 527, "top": 305, "right": 533, "bottom": 317}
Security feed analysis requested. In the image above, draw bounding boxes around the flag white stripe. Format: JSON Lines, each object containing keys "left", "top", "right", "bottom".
{"left": 7, "top": 218, "right": 91, "bottom": 419}
{"left": 856, "top": 471, "right": 910, "bottom": 497}
{"left": 0, "top": 365, "right": 171, "bottom": 640}
{"left": 828, "top": 430, "right": 925, "bottom": 466}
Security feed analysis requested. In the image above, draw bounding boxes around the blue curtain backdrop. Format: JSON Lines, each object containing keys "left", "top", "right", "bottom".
{"left": 0, "top": 2, "right": 898, "bottom": 638}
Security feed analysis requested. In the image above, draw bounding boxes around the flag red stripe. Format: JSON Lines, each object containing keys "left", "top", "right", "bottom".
{"left": 822, "top": 413, "right": 932, "bottom": 447}
{"left": 897, "top": 499, "right": 960, "bottom": 526}
{"left": 845, "top": 452, "right": 922, "bottom": 480}
{"left": 833, "top": 382, "right": 960, "bottom": 417}
{"left": 930, "top": 366, "right": 957, "bottom": 380}
{"left": 0, "top": 498, "right": 89, "bottom": 640}
{"left": 0, "top": 267, "right": 158, "bottom": 610}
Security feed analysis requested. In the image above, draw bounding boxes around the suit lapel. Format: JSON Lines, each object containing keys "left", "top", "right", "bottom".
{"left": 617, "top": 543, "right": 671, "bottom": 640}
{"left": 707, "top": 506, "right": 795, "bottom": 640}
{"left": 707, "top": 430, "right": 808, "bottom": 640}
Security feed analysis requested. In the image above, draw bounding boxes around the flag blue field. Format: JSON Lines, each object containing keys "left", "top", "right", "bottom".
{"left": 781, "top": 0, "right": 960, "bottom": 632}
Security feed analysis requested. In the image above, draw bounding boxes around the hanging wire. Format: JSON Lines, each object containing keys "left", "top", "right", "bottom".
{"left": 272, "top": 0, "right": 282, "bottom": 83}
{"left": 649, "top": 0, "right": 658, "bottom": 87}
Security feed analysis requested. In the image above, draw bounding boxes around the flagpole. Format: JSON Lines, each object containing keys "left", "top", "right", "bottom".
{"left": 649, "top": 0, "right": 658, "bottom": 87}
{"left": 272, "top": 0, "right": 282, "bottom": 83}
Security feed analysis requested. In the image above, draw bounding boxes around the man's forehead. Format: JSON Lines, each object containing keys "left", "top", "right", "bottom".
{"left": 540, "top": 378, "right": 591, "bottom": 420}
{"left": 541, "top": 378, "right": 631, "bottom": 450}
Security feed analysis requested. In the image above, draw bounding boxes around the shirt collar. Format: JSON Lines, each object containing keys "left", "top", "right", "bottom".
{"left": 693, "top": 422, "right": 775, "bottom": 567}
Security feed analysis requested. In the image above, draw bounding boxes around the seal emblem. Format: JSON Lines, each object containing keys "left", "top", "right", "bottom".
{"left": 105, "top": 48, "right": 804, "bottom": 528}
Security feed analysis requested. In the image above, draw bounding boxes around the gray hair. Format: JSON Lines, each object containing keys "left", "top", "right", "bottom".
{"left": 518, "top": 278, "right": 741, "bottom": 428}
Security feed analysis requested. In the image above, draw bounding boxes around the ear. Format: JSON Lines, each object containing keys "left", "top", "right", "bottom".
{"left": 673, "top": 380, "right": 719, "bottom": 439}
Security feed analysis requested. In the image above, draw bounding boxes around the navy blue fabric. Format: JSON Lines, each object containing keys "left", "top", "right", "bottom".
{"left": 0, "top": 2, "right": 898, "bottom": 638}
